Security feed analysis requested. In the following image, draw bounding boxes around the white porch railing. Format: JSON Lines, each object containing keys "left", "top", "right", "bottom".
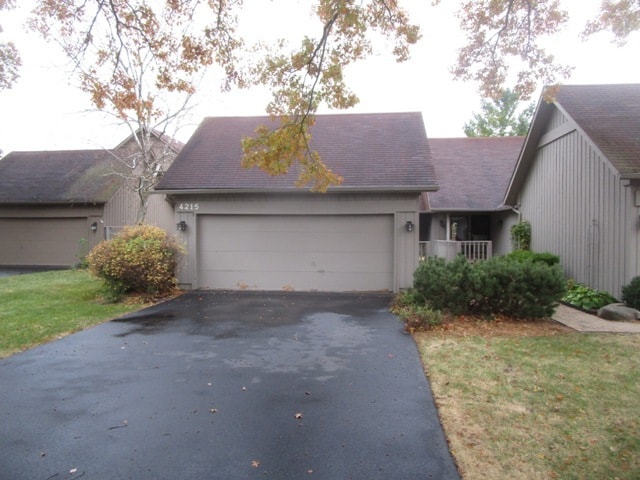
{"left": 105, "top": 226, "right": 126, "bottom": 240}
{"left": 419, "top": 240, "right": 493, "bottom": 262}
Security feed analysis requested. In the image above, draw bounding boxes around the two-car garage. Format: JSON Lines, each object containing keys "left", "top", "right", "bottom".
{"left": 196, "top": 214, "right": 395, "bottom": 292}
{"left": 157, "top": 113, "right": 437, "bottom": 293}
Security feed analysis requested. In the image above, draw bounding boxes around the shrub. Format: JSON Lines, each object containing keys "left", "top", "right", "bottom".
{"left": 413, "top": 255, "right": 472, "bottom": 315}
{"left": 622, "top": 277, "right": 640, "bottom": 309}
{"left": 465, "top": 257, "right": 566, "bottom": 318}
{"left": 391, "top": 289, "right": 443, "bottom": 332}
{"left": 414, "top": 255, "right": 566, "bottom": 319}
{"left": 510, "top": 220, "right": 531, "bottom": 251}
{"left": 562, "top": 281, "right": 618, "bottom": 311}
{"left": 87, "top": 225, "right": 184, "bottom": 301}
{"left": 506, "top": 250, "right": 560, "bottom": 266}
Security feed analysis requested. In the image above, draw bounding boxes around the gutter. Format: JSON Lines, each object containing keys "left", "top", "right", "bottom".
{"left": 152, "top": 185, "right": 439, "bottom": 195}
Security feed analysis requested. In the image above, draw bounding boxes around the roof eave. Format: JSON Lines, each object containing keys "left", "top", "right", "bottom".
{"left": 153, "top": 185, "right": 438, "bottom": 195}
{"left": 620, "top": 173, "right": 640, "bottom": 180}
{"left": 427, "top": 206, "right": 512, "bottom": 213}
{"left": 0, "top": 200, "right": 107, "bottom": 206}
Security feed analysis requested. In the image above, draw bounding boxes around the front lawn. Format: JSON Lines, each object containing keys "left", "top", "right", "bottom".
{"left": 0, "top": 269, "right": 148, "bottom": 358}
{"left": 416, "top": 323, "right": 640, "bottom": 479}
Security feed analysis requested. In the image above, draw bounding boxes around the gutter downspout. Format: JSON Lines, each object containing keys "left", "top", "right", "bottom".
{"left": 511, "top": 205, "right": 522, "bottom": 223}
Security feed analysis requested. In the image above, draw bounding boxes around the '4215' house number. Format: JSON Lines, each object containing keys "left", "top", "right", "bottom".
{"left": 178, "top": 203, "right": 200, "bottom": 211}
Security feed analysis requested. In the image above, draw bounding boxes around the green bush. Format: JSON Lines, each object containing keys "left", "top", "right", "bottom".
{"left": 472, "top": 257, "right": 566, "bottom": 318}
{"left": 510, "top": 220, "right": 531, "bottom": 251}
{"left": 413, "top": 255, "right": 472, "bottom": 315}
{"left": 413, "top": 255, "right": 566, "bottom": 319}
{"left": 506, "top": 250, "right": 560, "bottom": 266}
{"left": 622, "top": 277, "right": 640, "bottom": 309}
{"left": 562, "top": 281, "right": 618, "bottom": 311}
{"left": 87, "top": 225, "right": 184, "bottom": 301}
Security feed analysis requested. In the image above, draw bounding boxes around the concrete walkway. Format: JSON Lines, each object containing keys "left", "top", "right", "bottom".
{"left": 552, "top": 304, "right": 640, "bottom": 333}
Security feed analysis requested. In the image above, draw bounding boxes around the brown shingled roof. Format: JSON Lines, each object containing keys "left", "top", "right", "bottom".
{"left": 0, "top": 150, "right": 127, "bottom": 204}
{"left": 155, "top": 112, "right": 437, "bottom": 192}
{"left": 555, "top": 84, "right": 640, "bottom": 176}
{"left": 424, "top": 137, "right": 524, "bottom": 211}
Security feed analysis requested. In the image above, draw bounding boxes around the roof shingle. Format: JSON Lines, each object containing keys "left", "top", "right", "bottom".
{"left": 156, "top": 112, "right": 437, "bottom": 192}
{"left": 425, "top": 137, "right": 524, "bottom": 211}
{"left": 0, "top": 150, "right": 127, "bottom": 204}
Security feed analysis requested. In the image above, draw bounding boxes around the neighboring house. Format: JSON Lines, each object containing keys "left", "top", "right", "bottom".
{"left": 110, "top": 129, "right": 184, "bottom": 227}
{"left": 420, "top": 137, "right": 524, "bottom": 260}
{"left": 155, "top": 112, "right": 437, "bottom": 292}
{"left": 0, "top": 131, "right": 180, "bottom": 268}
{"left": 504, "top": 83, "right": 640, "bottom": 298}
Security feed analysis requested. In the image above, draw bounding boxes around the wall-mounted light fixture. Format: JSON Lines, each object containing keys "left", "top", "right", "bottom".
{"left": 90, "top": 222, "right": 98, "bottom": 233}
{"left": 405, "top": 220, "right": 415, "bottom": 232}
{"left": 439, "top": 218, "right": 446, "bottom": 228}
{"left": 176, "top": 220, "right": 187, "bottom": 231}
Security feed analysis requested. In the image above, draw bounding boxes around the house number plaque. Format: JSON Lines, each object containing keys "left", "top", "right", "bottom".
{"left": 178, "top": 203, "right": 200, "bottom": 211}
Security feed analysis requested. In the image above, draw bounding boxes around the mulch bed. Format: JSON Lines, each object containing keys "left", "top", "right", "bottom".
{"left": 422, "top": 314, "right": 574, "bottom": 337}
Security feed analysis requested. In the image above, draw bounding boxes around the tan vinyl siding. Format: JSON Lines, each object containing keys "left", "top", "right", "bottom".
{"left": 519, "top": 127, "right": 634, "bottom": 298}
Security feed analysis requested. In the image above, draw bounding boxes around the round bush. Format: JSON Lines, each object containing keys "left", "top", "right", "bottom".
{"left": 622, "top": 276, "right": 640, "bottom": 310}
{"left": 87, "top": 225, "right": 184, "bottom": 300}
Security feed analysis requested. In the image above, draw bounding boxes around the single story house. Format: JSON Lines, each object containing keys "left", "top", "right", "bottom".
{"left": 503, "top": 83, "right": 640, "bottom": 298}
{"left": 0, "top": 131, "right": 180, "bottom": 268}
{"left": 420, "top": 136, "right": 524, "bottom": 260}
{"left": 154, "top": 112, "right": 437, "bottom": 292}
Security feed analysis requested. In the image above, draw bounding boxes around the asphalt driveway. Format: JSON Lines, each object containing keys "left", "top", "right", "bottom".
{"left": 0, "top": 291, "right": 459, "bottom": 479}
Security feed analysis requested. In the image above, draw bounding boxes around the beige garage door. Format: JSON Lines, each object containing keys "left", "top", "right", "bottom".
{"left": 0, "top": 218, "right": 87, "bottom": 267}
{"left": 197, "top": 215, "right": 394, "bottom": 292}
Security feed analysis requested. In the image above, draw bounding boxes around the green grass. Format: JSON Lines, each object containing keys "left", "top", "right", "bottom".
{"left": 416, "top": 332, "right": 640, "bottom": 480}
{"left": 0, "top": 269, "right": 147, "bottom": 358}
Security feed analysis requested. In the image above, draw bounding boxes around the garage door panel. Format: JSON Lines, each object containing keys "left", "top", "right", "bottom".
{"left": 206, "top": 231, "right": 389, "bottom": 254}
{"left": 197, "top": 215, "right": 394, "bottom": 291}
{"left": 0, "top": 218, "right": 86, "bottom": 266}
{"left": 205, "top": 251, "right": 389, "bottom": 274}
{"left": 198, "top": 269, "right": 389, "bottom": 292}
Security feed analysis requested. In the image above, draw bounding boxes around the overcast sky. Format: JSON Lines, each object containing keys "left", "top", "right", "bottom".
{"left": 0, "top": 0, "right": 639, "bottom": 154}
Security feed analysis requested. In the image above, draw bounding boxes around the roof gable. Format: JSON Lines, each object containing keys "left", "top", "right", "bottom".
{"left": 155, "top": 112, "right": 437, "bottom": 192}
{"left": 555, "top": 84, "right": 640, "bottom": 176}
{"left": 115, "top": 128, "right": 185, "bottom": 154}
{"left": 505, "top": 83, "right": 640, "bottom": 204}
{"left": 425, "top": 137, "right": 524, "bottom": 211}
{"left": 0, "top": 150, "right": 127, "bottom": 204}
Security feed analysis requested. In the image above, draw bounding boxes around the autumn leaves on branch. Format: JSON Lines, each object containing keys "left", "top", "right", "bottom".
{"left": 1, "top": 0, "right": 638, "bottom": 190}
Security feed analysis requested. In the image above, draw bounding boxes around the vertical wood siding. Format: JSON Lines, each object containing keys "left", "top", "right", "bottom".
{"left": 519, "top": 108, "right": 636, "bottom": 298}
{"left": 103, "top": 177, "right": 175, "bottom": 233}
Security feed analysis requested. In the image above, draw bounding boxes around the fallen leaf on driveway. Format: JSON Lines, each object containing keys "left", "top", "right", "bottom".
{"left": 209, "top": 408, "right": 218, "bottom": 413}
{"left": 295, "top": 413, "right": 303, "bottom": 419}
{"left": 251, "top": 460, "right": 260, "bottom": 468}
